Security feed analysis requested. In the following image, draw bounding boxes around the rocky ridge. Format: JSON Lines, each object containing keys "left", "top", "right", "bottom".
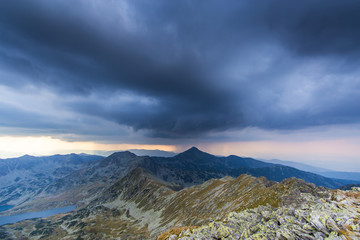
{"left": 161, "top": 188, "right": 360, "bottom": 240}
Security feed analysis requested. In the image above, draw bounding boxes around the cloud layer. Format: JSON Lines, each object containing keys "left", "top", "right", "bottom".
{"left": 1, "top": 0, "right": 360, "bottom": 141}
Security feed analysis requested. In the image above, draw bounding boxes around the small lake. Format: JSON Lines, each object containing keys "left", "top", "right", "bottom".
{"left": 0, "top": 205, "right": 76, "bottom": 226}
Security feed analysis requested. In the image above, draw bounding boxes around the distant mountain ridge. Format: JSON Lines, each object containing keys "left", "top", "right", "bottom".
{"left": 0, "top": 154, "right": 103, "bottom": 206}
{"left": 264, "top": 158, "right": 360, "bottom": 181}
{"left": 138, "top": 147, "right": 345, "bottom": 189}
{"left": 0, "top": 153, "right": 102, "bottom": 178}
{"left": 263, "top": 158, "right": 331, "bottom": 173}
{"left": 0, "top": 147, "right": 356, "bottom": 215}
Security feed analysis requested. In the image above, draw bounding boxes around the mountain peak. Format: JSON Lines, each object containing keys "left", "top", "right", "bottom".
{"left": 18, "top": 154, "right": 36, "bottom": 160}
{"left": 175, "top": 147, "right": 215, "bottom": 160}
{"left": 108, "top": 151, "right": 137, "bottom": 158}
{"left": 186, "top": 146, "right": 201, "bottom": 153}
{"left": 180, "top": 146, "right": 209, "bottom": 156}
{"left": 98, "top": 151, "right": 138, "bottom": 167}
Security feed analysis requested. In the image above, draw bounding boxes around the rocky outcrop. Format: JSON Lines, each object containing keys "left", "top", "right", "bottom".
{"left": 163, "top": 188, "right": 360, "bottom": 240}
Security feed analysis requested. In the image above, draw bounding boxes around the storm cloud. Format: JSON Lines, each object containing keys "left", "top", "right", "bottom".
{"left": 0, "top": 0, "right": 360, "bottom": 140}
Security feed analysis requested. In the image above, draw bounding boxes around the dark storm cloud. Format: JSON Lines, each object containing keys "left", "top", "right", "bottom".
{"left": 0, "top": 0, "right": 360, "bottom": 139}
{"left": 263, "top": 0, "right": 360, "bottom": 56}
{"left": 0, "top": 103, "right": 57, "bottom": 129}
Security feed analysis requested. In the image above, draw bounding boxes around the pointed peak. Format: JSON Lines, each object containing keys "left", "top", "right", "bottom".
{"left": 186, "top": 146, "right": 201, "bottom": 153}
{"left": 175, "top": 147, "right": 214, "bottom": 159}
{"left": 179, "top": 147, "right": 208, "bottom": 156}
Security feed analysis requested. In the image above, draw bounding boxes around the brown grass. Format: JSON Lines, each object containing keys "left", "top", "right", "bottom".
{"left": 338, "top": 227, "right": 360, "bottom": 240}
{"left": 157, "top": 226, "right": 198, "bottom": 240}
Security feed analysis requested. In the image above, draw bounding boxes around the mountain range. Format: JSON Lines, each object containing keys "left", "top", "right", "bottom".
{"left": 0, "top": 148, "right": 360, "bottom": 240}
{"left": 0, "top": 147, "right": 358, "bottom": 214}
{"left": 0, "top": 154, "right": 103, "bottom": 206}
{"left": 264, "top": 158, "right": 360, "bottom": 181}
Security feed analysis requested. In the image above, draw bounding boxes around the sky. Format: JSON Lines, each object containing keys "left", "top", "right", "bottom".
{"left": 0, "top": 0, "right": 360, "bottom": 171}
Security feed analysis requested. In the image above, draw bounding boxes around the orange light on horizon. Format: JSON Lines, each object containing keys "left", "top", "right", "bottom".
{"left": 0, "top": 136, "right": 176, "bottom": 158}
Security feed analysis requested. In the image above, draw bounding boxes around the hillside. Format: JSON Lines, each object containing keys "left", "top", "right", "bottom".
{"left": 162, "top": 188, "right": 360, "bottom": 239}
{"left": 0, "top": 154, "right": 103, "bottom": 207}
{"left": 3, "top": 152, "right": 146, "bottom": 214}
{"left": 0, "top": 167, "right": 331, "bottom": 239}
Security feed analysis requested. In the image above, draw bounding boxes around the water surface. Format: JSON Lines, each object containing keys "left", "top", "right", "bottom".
{"left": 0, "top": 205, "right": 76, "bottom": 226}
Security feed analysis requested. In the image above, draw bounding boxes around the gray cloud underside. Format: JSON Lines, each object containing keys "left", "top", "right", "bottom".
{"left": 0, "top": 0, "right": 360, "bottom": 139}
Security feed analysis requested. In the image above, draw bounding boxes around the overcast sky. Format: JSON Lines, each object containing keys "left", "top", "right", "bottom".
{"left": 0, "top": 0, "right": 360, "bottom": 170}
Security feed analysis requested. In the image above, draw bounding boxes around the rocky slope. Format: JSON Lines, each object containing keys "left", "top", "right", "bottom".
{"left": 0, "top": 154, "right": 103, "bottom": 207}
{"left": 162, "top": 188, "right": 360, "bottom": 240}
{"left": 5, "top": 152, "right": 146, "bottom": 214}
{"left": 0, "top": 167, "right": 333, "bottom": 239}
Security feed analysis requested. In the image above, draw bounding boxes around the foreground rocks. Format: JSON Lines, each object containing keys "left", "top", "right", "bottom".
{"left": 162, "top": 188, "right": 360, "bottom": 240}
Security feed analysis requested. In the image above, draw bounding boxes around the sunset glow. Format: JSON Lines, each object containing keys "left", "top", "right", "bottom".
{"left": 0, "top": 136, "right": 176, "bottom": 158}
